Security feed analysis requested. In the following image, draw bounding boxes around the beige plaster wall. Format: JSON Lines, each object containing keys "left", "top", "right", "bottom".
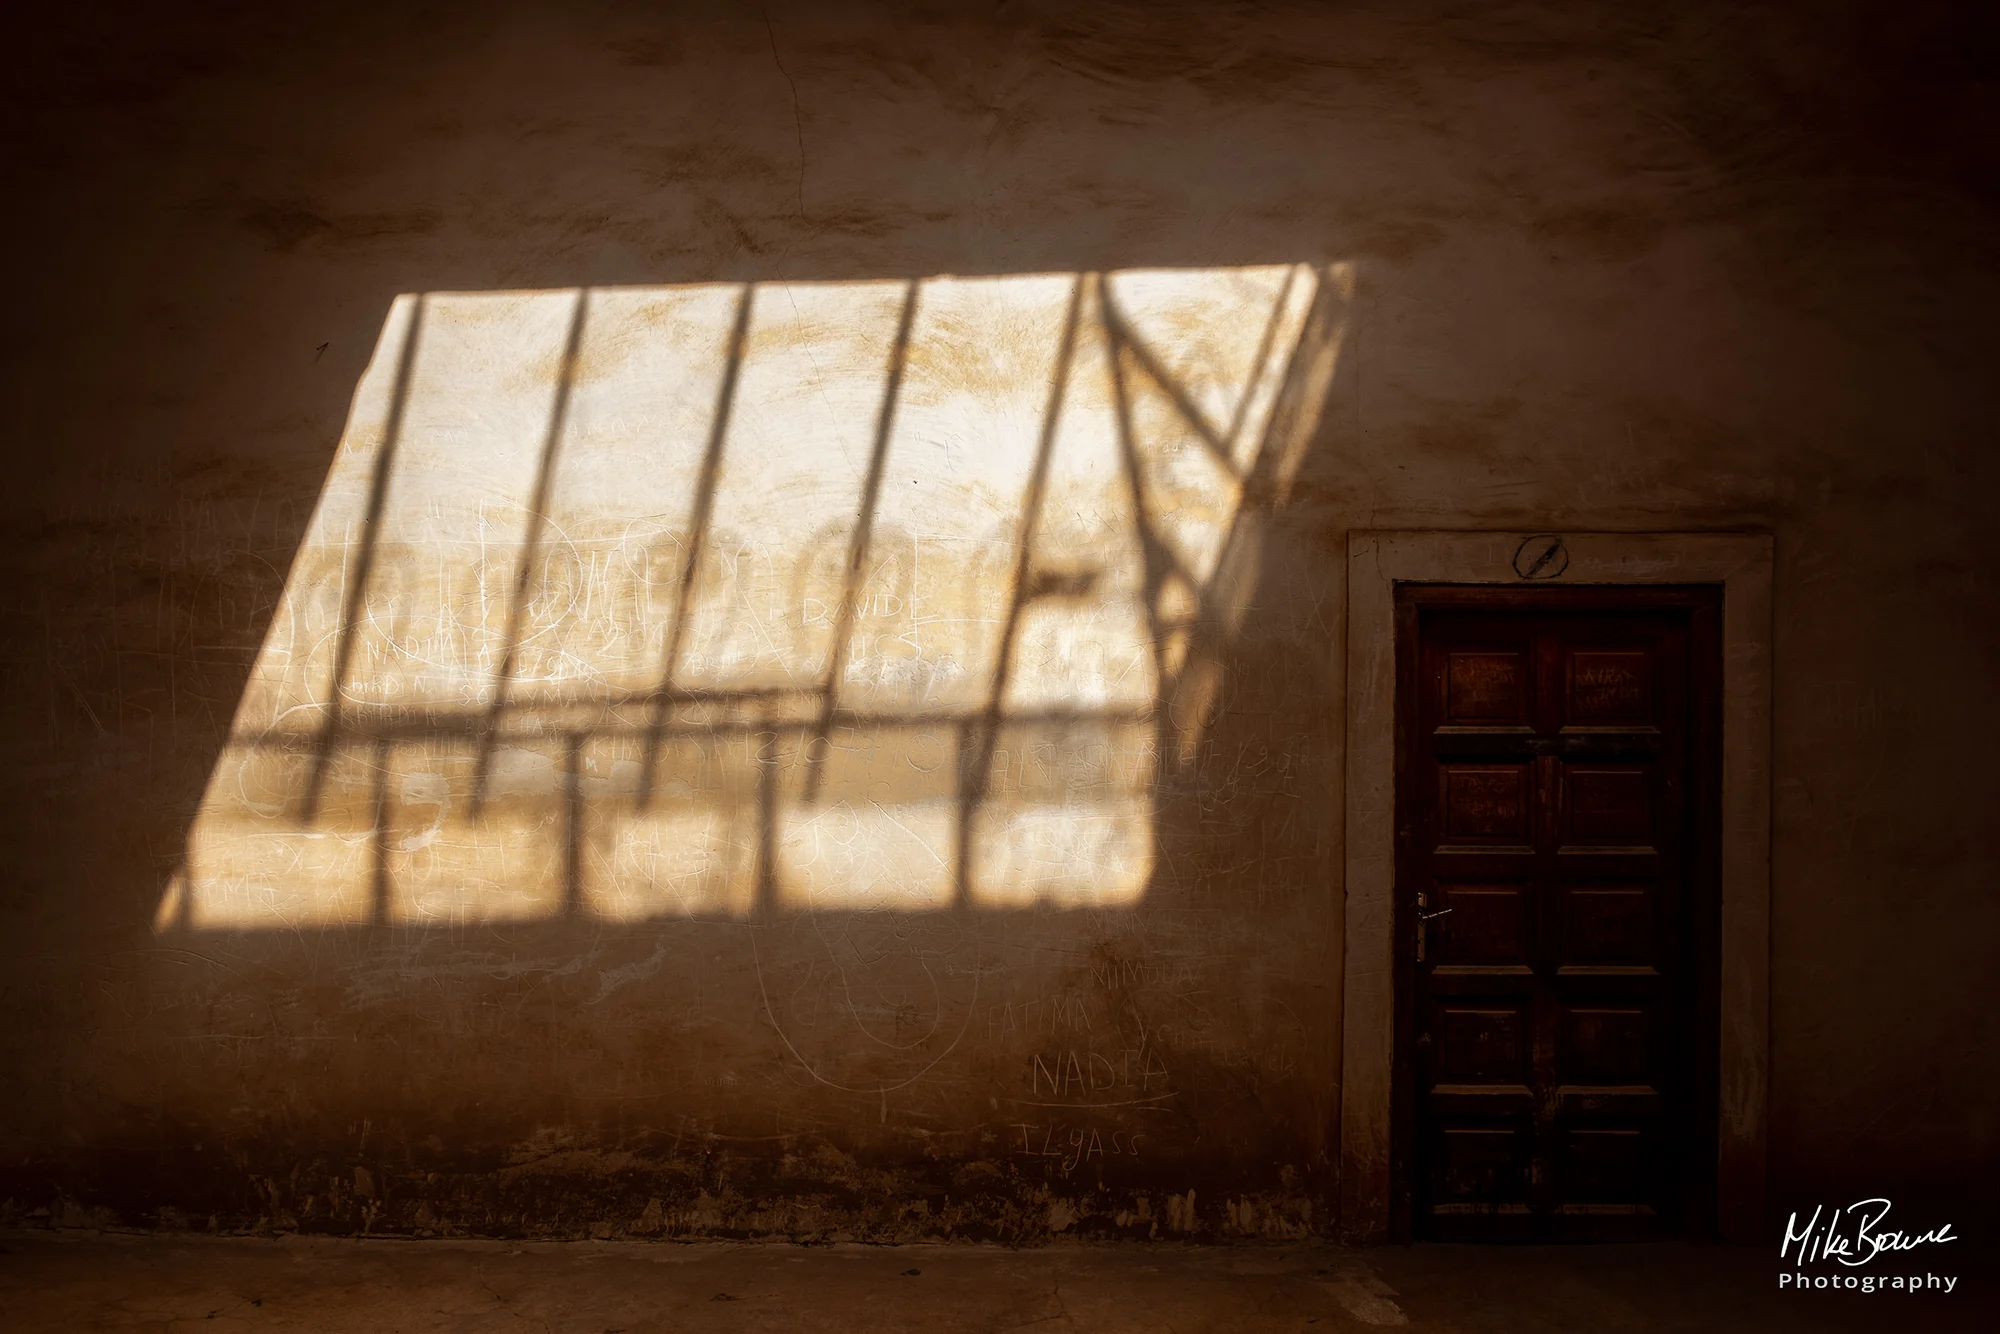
{"left": 1, "top": 0, "right": 1994, "bottom": 1239}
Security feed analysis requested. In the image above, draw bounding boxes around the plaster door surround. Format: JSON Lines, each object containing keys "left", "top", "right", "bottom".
{"left": 1339, "top": 531, "right": 1772, "bottom": 1243}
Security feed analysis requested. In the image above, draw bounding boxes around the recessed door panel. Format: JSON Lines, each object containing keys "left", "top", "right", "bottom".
{"left": 1563, "top": 1127, "right": 1651, "bottom": 1204}
{"left": 1440, "top": 765, "right": 1530, "bottom": 843}
{"left": 1565, "top": 767, "right": 1652, "bottom": 845}
{"left": 1566, "top": 650, "right": 1653, "bottom": 725}
{"left": 1561, "top": 1005, "right": 1655, "bottom": 1086}
{"left": 1446, "top": 651, "right": 1528, "bottom": 724}
{"left": 1435, "top": 1005, "right": 1530, "bottom": 1082}
{"left": 1562, "top": 886, "right": 1654, "bottom": 967}
{"left": 1435, "top": 884, "right": 1532, "bottom": 966}
{"left": 1433, "top": 1126, "right": 1528, "bottom": 1204}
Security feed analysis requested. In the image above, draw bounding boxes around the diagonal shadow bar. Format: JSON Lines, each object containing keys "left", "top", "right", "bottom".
{"left": 951, "top": 275, "right": 1085, "bottom": 908}
{"left": 636, "top": 283, "right": 755, "bottom": 812}
{"left": 469, "top": 288, "right": 591, "bottom": 816}
{"left": 1102, "top": 277, "right": 1184, "bottom": 699}
{"left": 799, "top": 279, "right": 920, "bottom": 805}
{"left": 1139, "top": 267, "right": 1340, "bottom": 782}
{"left": 1188, "top": 266, "right": 1342, "bottom": 645}
{"left": 1097, "top": 277, "right": 1242, "bottom": 482}
{"left": 1219, "top": 264, "right": 1300, "bottom": 454}
{"left": 303, "top": 294, "right": 426, "bottom": 823}
{"left": 1100, "top": 271, "right": 1324, "bottom": 683}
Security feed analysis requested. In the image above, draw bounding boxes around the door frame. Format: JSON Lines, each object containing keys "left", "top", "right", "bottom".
{"left": 1339, "top": 532, "right": 1772, "bottom": 1243}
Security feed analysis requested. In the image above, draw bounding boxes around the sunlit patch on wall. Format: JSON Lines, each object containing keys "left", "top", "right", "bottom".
{"left": 157, "top": 262, "right": 1348, "bottom": 930}
{"left": 970, "top": 798, "right": 1154, "bottom": 909}
{"left": 779, "top": 800, "right": 958, "bottom": 912}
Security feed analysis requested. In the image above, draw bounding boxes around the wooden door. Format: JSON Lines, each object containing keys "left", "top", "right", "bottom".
{"left": 1394, "top": 586, "right": 1719, "bottom": 1241}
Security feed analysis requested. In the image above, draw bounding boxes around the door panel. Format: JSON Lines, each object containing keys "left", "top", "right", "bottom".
{"left": 1435, "top": 883, "right": 1531, "bottom": 964}
{"left": 1564, "top": 766, "right": 1652, "bottom": 844}
{"left": 1440, "top": 766, "right": 1531, "bottom": 843}
{"left": 1561, "top": 886, "right": 1652, "bottom": 966}
{"left": 1397, "top": 587, "right": 1718, "bottom": 1241}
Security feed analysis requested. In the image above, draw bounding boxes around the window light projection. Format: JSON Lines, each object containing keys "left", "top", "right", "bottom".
{"left": 156, "top": 264, "right": 1347, "bottom": 930}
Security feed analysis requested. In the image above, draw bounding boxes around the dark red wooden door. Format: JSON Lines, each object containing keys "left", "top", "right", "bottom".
{"left": 1395, "top": 586, "right": 1719, "bottom": 1241}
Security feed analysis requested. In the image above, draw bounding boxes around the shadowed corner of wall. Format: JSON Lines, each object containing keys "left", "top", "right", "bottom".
{"left": 150, "top": 259, "right": 1355, "bottom": 938}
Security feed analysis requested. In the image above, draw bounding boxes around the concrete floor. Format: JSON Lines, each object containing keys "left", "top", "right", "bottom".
{"left": 1, "top": 1232, "right": 1989, "bottom": 1332}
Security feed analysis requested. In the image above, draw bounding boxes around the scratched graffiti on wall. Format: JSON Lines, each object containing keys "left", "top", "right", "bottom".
{"left": 155, "top": 264, "right": 1344, "bottom": 931}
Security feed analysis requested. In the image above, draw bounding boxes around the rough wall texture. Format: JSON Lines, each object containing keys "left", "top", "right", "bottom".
{"left": 1, "top": 0, "right": 1995, "bottom": 1242}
